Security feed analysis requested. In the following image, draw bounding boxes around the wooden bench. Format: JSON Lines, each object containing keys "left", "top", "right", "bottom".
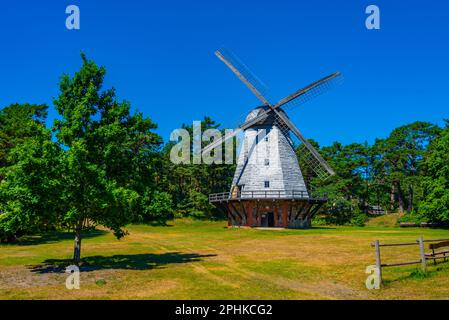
{"left": 425, "top": 241, "right": 449, "bottom": 265}
{"left": 400, "top": 222, "right": 418, "bottom": 228}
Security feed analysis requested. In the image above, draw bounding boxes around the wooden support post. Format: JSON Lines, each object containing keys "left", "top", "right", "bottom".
{"left": 246, "top": 202, "right": 254, "bottom": 227}
{"left": 282, "top": 202, "right": 289, "bottom": 228}
{"left": 418, "top": 235, "right": 427, "bottom": 273}
{"left": 374, "top": 240, "right": 382, "bottom": 284}
{"left": 255, "top": 201, "right": 261, "bottom": 227}
{"left": 273, "top": 203, "right": 279, "bottom": 227}
{"left": 223, "top": 205, "right": 234, "bottom": 227}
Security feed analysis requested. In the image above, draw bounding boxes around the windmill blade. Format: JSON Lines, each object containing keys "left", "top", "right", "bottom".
{"left": 274, "top": 72, "right": 342, "bottom": 111}
{"left": 297, "top": 144, "right": 334, "bottom": 180}
{"left": 201, "top": 127, "right": 243, "bottom": 156}
{"left": 202, "top": 105, "right": 277, "bottom": 156}
{"left": 215, "top": 48, "right": 272, "bottom": 106}
{"left": 272, "top": 109, "right": 335, "bottom": 179}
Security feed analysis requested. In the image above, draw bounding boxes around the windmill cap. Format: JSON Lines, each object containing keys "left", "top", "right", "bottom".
{"left": 245, "top": 106, "right": 289, "bottom": 125}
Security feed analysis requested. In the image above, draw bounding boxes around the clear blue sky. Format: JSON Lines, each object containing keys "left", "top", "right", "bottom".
{"left": 1, "top": 0, "right": 448, "bottom": 146}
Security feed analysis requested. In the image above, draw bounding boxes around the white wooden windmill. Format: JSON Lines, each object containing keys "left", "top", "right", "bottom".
{"left": 207, "top": 48, "right": 342, "bottom": 228}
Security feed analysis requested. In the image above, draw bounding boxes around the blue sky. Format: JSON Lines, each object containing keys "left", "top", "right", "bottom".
{"left": 1, "top": 0, "right": 448, "bottom": 146}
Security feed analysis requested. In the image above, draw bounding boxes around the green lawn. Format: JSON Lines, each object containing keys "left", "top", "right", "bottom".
{"left": 1, "top": 219, "right": 449, "bottom": 299}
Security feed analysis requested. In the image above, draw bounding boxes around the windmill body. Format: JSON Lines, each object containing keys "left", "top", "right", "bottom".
{"left": 231, "top": 107, "right": 308, "bottom": 199}
{"left": 208, "top": 49, "right": 342, "bottom": 229}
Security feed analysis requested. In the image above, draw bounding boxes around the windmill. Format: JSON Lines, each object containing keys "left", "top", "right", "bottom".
{"left": 208, "top": 48, "right": 342, "bottom": 228}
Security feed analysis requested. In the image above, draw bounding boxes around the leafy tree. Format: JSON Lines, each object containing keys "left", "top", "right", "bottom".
{"left": 0, "top": 125, "right": 62, "bottom": 242}
{"left": 419, "top": 120, "right": 449, "bottom": 223}
{"left": 0, "top": 103, "right": 48, "bottom": 177}
{"left": 0, "top": 103, "right": 55, "bottom": 241}
{"left": 310, "top": 142, "right": 369, "bottom": 224}
{"left": 53, "top": 54, "right": 162, "bottom": 264}
{"left": 305, "top": 121, "right": 440, "bottom": 225}
{"left": 373, "top": 122, "right": 440, "bottom": 213}
{"left": 144, "top": 191, "right": 174, "bottom": 221}
{"left": 160, "top": 117, "right": 235, "bottom": 219}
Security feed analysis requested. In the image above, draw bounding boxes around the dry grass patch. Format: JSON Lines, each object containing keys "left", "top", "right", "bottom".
{"left": 1, "top": 219, "right": 449, "bottom": 299}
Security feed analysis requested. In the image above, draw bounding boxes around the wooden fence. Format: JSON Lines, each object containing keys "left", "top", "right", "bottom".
{"left": 371, "top": 236, "right": 449, "bottom": 284}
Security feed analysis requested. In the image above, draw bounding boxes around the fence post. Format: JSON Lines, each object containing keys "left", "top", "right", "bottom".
{"left": 418, "top": 235, "right": 427, "bottom": 273}
{"left": 374, "top": 240, "right": 382, "bottom": 284}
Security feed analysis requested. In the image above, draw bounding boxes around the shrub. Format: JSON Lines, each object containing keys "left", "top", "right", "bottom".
{"left": 145, "top": 191, "right": 174, "bottom": 220}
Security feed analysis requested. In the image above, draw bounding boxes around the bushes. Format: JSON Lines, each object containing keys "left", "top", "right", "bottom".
{"left": 350, "top": 210, "right": 367, "bottom": 227}
{"left": 419, "top": 122, "right": 449, "bottom": 223}
{"left": 0, "top": 130, "right": 63, "bottom": 242}
{"left": 145, "top": 191, "right": 174, "bottom": 220}
{"left": 175, "top": 190, "right": 215, "bottom": 219}
{"left": 397, "top": 212, "right": 426, "bottom": 224}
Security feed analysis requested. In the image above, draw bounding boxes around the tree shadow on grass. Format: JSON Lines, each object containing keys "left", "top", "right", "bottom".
{"left": 28, "top": 252, "right": 217, "bottom": 274}
{"left": 15, "top": 230, "right": 108, "bottom": 246}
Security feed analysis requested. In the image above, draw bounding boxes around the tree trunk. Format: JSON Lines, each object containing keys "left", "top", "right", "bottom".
{"left": 408, "top": 185, "right": 413, "bottom": 213}
{"left": 390, "top": 183, "right": 396, "bottom": 211}
{"left": 391, "top": 180, "right": 405, "bottom": 213}
{"left": 73, "top": 228, "right": 82, "bottom": 266}
{"left": 397, "top": 181, "right": 404, "bottom": 213}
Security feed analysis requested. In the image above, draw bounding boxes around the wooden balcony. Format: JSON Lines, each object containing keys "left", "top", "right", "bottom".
{"left": 209, "top": 190, "right": 328, "bottom": 203}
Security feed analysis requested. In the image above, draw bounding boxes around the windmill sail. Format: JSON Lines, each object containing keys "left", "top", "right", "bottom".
{"left": 274, "top": 72, "right": 343, "bottom": 111}
{"left": 272, "top": 109, "right": 335, "bottom": 179}
{"left": 205, "top": 48, "right": 340, "bottom": 180}
{"left": 297, "top": 143, "right": 333, "bottom": 180}
{"left": 208, "top": 48, "right": 342, "bottom": 229}
{"left": 215, "top": 48, "right": 272, "bottom": 106}
{"left": 201, "top": 108, "right": 271, "bottom": 156}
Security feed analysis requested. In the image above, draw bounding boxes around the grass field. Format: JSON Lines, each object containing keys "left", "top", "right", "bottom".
{"left": 1, "top": 219, "right": 449, "bottom": 300}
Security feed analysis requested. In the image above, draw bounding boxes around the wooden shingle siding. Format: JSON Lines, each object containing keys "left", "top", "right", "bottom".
{"left": 231, "top": 111, "right": 308, "bottom": 197}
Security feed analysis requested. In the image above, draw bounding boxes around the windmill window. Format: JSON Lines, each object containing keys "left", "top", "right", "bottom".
{"left": 264, "top": 159, "right": 270, "bottom": 166}
{"left": 264, "top": 181, "right": 270, "bottom": 188}
{"left": 265, "top": 129, "right": 270, "bottom": 141}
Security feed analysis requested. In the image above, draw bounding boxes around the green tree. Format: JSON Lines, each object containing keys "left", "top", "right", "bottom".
{"left": 0, "top": 103, "right": 55, "bottom": 241}
{"left": 53, "top": 54, "right": 162, "bottom": 264}
{"left": 0, "top": 125, "right": 62, "bottom": 242}
{"left": 160, "top": 117, "right": 235, "bottom": 219}
{"left": 0, "top": 103, "right": 48, "bottom": 177}
{"left": 373, "top": 122, "right": 440, "bottom": 213}
{"left": 419, "top": 120, "right": 449, "bottom": 223}
{"left": 144, "top": 191, "right": 174, "bottom": 221}
{"left": 313, "top": 142, "right": 369, "bottom": 224}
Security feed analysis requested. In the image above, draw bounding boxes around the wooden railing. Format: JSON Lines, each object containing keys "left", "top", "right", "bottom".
{"left": 371, "top": 237, "right": 449, "bottom": 284}
{"left": 209, "top": 190, "right": 328, "bottom": 202}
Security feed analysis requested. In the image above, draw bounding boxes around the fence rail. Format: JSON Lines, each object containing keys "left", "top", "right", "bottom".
{"left": 371, "top": 237, "right": 449, "bottom": 284}
{"left": 209, "top": 190, "right": 328, "bottom": 202}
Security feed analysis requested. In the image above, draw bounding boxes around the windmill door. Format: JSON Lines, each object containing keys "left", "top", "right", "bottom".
{"left": 261, "top": 212, "right": 274, "bottom": 227}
